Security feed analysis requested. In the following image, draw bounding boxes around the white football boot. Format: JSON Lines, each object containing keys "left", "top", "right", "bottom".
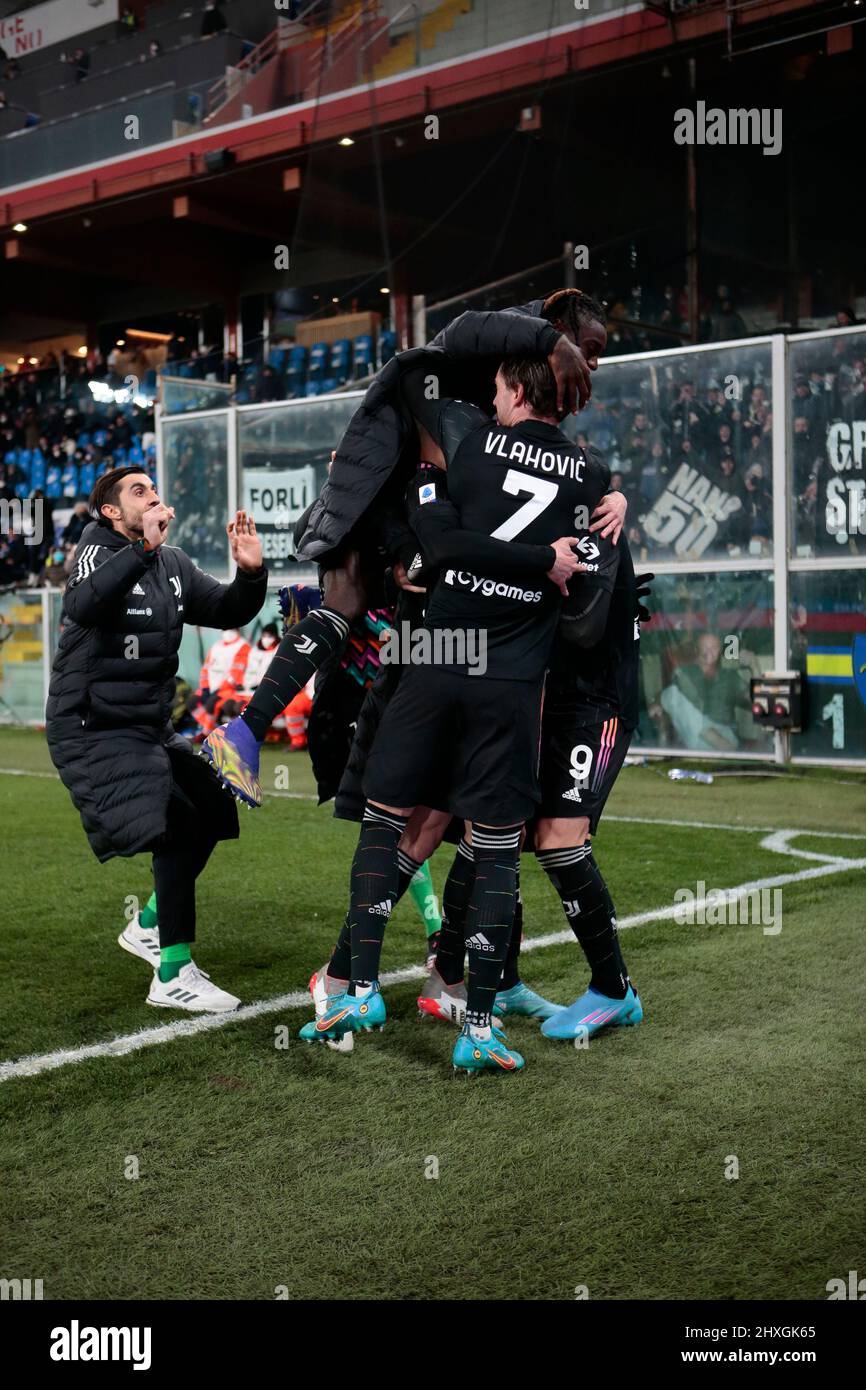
{"left": 309, "top": 962, "right": 354, "bottom": 1053}
{"left": 118, "top": 913, "right": 161, "bottom": 969}
{"left": 147, "top": 960, "right": 240, "bottom": 1013}
{"left": 417, "top": 966, "right": 467, "bottom": 1026}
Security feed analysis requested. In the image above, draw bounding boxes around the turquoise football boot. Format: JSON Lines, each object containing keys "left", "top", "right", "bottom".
{"left": 299, "top": 983, "right": 386, "bottom": 1042}
{"left": 493, "top": 980, "right": 565, "bottom": 1022}
{"left": 540, "top": 984, "right": 643, "bottom": 1040}
{"left": 452, "top": 1026, "right": 524, "bottom": 1075}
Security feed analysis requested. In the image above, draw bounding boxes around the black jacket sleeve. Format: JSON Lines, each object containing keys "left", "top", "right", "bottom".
{"left": 558, "top": 532, "right": 621, "bottom": 648}
{"left": 400, "top": 367, "right": 488, "bottom": 464}
{"left": 432, "top": 309, "right": 561, "bottom": 362}
{"left": 179, "top": 552, "right": 268, "bottom": 629}
{"left": 63, "top": 537, "right": 156, "bottom": 627}
{"left": 406, "top": 467, "right": 555, "bottom": 580}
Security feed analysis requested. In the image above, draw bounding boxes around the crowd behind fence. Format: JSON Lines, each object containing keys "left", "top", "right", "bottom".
{"left": 0, "top": 327, "right": 864, "bottom": 765}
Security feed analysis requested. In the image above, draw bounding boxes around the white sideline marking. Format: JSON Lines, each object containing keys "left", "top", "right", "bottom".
{"left": 3, "top": 767, "right": 866, "bottom": 838}
{"left": 2, "top": 854, "right": 864, "bottom": 1085}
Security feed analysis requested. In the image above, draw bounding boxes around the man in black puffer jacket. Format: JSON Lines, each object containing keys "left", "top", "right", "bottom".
{"left": 46, "top": 465, "right": 268, "bottom": 1013}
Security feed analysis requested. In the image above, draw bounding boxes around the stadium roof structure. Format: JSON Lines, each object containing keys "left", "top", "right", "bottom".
{"left": 0, "top": 0, "right": 859, "bottom": 348}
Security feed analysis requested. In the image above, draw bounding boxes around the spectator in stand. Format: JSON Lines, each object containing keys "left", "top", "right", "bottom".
{"left": 658, "top": 632, "right": 745, "bottom": 751}
{"left": 708, "top": 288, "right": 747, "bottom": 342}
{"left": 143, "top": 39, "right": 162, "bottom": 60}
{"left": 741, "top": 463, "right": 772, "bottom": 552}
{"left": 639, "top": 439, "right": 671, "bottom": 508}
{"left": 4, "top": 59, "right": 21, "bottom": 81}
{"left": 61, "top": 501, "right": 90, "bottom": 548}
{"left": 201, "top": 1, "right": 228, "bottom": 38}
{"left": 0, "top": 527, "right": 28, "bottom": 586}
{"left": 836, "top": 306, "right": 858, "bottom": 328}
{"left": 119, "top": 7, "right": 139, "bottom": 34}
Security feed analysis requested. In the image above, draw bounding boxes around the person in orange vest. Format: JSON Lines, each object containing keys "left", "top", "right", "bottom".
{"left": 194, "top": 627, "right": 251, "bottom": 733}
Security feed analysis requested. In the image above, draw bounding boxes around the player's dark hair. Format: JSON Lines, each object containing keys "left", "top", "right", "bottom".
{"left": 89, "top": 465, "right": 152, "bottom": 525}
{"left": 499, "top": 356, "right": 560, "bottom": 420}
{"left": 541, "top": 287, "right": 607, "bottom": 336}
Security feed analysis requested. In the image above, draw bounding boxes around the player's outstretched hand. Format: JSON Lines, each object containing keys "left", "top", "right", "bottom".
{"left": 547, "top": 536, "right": 588, "bottom": 597}
{"left": 548, "top": 336, "right": 592, "bottom": 414}
{"left": 227, "top": 510, "right": 263, "bottom": 573}
{"left": 142, "top": 500, "right": 175, "bottom": 549}
{"left": 590, "top": 490, "right": 627, "bottom": 545}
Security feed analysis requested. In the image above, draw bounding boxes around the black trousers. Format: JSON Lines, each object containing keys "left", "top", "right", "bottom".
{"left": 150, "top": 780, "right": 221, "bottom": 947}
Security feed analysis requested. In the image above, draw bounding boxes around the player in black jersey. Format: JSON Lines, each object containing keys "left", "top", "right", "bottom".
{"left": 425, "top": 530, "right": 652, "bottom": 1041}
{"left": 301, "top": 355, "right": 610, "bottom": 1074}
{"left": 533, "top": 539, "right": 650, "bottom": 1039}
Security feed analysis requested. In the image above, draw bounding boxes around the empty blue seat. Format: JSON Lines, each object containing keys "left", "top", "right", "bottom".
{"left": 330, "top": 339, "right": 351, "bottom": 383}
{"left": 308, "top": 342, "right": 330, "bottom": 381}
{"left": 18, "top": 449, "right": 32, "bottom": 470}
{"left": 129, "top": 443, "right": 144, "bottom": 463}
{"left": 30, "top": 457, "right": 46, "bottom": 490}
{"left": 61, "top": 465, "right": 79, "bottom": 496}
{"left": 353, "top": 334, "right": 375, "bottom": 377}
{"left": 77, "top": 432, "right": 91, "bottom": 447}
{"left": 380, "top": 330, "right": 397, "bottom": 366}
{"left": 4, "top": 449, "right": 17, "bottom": 466}
{"left": 78, "top": 463, "right": 96, "bottom": 493}
{"left": 15, "top": 481, "right": 29, "bottom": 499}
{"left": 45, "top": 465, "right": 62, "bottom": 498}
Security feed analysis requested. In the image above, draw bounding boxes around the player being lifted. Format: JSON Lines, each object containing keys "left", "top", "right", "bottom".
{"left": 302, "top": 354, "right": 610, "bottom": 1073}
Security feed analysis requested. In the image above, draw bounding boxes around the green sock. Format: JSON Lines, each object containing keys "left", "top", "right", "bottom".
{"left": 159, "top": 942, "right": 191, "bottom": 983}
{"left": 409, "top": 861, "right": 442, "bottom": 938}
{"left": 139, "top": 892, "right": 158, "bottom": 932}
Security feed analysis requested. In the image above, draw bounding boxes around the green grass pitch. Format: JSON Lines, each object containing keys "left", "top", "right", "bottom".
{"left": 1, "top": 727, "right": 864, "bottom": 1301}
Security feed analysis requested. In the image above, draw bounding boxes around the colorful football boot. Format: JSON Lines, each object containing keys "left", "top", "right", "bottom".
{"left": 540, "top": 984, "right": 643, "bottom": 1040}
{"left": 201, "top": 715, "right": 262, "bottom": 807}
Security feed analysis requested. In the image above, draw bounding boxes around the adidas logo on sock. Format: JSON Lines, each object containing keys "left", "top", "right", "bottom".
{"left": 131, "top": 582, "right": 145, "bottom": 595}
{"left": 561, "top": 786, "right": 583, "bottom": 802}
{"left": 369, "top": 899, "right": 392, "bottom": 917}
{"left": 466, "top": 932, "right": 495, "bottom": 952}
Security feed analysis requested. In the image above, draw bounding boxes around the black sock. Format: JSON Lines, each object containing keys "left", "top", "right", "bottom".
{"left": 347, "top": 805, "right": 408, "bottom": 990}
{"left": 434, "top": 837, "right": 474, "bottom": 985}
{"left": 328, "top": 848, "right": 421, "bottom": 980}
{"left": 536, "top": 842, "right": 629, "bottom": 999}
{"left": 241, "top": 607, "right": 348, "bottom": 742}
{"left": 465, "top": 825, "right": 521, "bottom": 1029}
{"left": 500, "top": 876, "right": 523, "bottom": 991}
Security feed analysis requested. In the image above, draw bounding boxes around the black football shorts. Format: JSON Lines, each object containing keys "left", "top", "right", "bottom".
{"left": 363, "top": 665, "right": 544, "bottom": 826}
{"left": 536, "top": 691, "right": 633, "bottom": 833}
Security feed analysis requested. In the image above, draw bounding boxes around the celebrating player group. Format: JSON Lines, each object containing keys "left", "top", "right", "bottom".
{"left": 47, "top": 288, "right": 652, "bottom": 1074}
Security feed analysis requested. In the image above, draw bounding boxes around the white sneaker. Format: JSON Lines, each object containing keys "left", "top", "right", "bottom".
{"left": 309, "top": 962, "right": 353, "bottom": 1053}
{"left": 147, "top": 960, "right": 240, "bottom": 1013}
{"left": 417, "top": 967, "right": 467, "bottom": 1026}
{"left": 118, "top": 913, "right": 161, "bottom": 969}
